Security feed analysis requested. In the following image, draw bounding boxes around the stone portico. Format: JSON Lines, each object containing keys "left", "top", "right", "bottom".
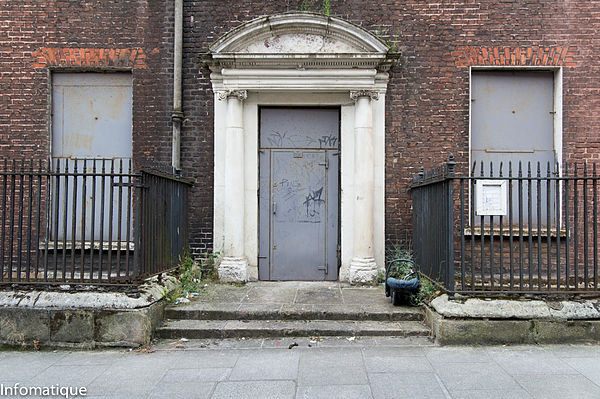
{"left": 205, "top": 13, "right": 395, "bottom": 284}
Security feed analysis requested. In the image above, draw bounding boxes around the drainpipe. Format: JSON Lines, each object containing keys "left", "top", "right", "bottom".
{"left": 172, "top": 0, "right": 183, "bottom": 174}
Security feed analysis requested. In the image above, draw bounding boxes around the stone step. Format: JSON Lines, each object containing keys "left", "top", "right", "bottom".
{"left": 155, "top": 319, "right": 431, "bottom": 340}
{"left": 164, "top": 304, "right": 423, "bottom": 322}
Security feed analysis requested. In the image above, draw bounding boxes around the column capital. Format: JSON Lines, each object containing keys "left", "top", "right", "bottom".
{"left": 350, "top": 90, "right": 379, "bottom": 101}
{"left": 218, "top": 89, "right": 248, "bottom": 101}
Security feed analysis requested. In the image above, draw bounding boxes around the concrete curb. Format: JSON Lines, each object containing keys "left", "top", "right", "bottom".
{"left": 425, "top": 294, "right": 600, "bottom": 345}
{"left": 0, "top": 275, "right": 178, "bottom": 349}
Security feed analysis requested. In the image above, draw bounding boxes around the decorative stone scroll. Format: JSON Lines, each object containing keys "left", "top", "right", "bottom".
{"left": 350, "top": 90, "right": 379, "bottom": 101}
{"left": 217, "top": 90, "right": 248, "bottom": 101}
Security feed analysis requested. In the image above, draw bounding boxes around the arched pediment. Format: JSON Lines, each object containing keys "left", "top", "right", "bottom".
{"left": 210, "top": 12, "right": 389, "bottom": 54}
{"left": 207, "top": 12, "right": 395, "bottom": 71}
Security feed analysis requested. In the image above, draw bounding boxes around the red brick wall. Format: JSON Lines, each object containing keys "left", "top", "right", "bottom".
{"left": 0, "top": 0, "right": 173, "bottom": 160}
{"left": 186, "top": 0, "right": 599, "bottom": 249}
{"left": 0, "top": 0, "right": 182, "bottom": 245}
{"left": 2, "top": 0, "right": 600, "bottom": 255}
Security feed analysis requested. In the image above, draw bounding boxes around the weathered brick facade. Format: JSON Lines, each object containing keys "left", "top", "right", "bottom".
{"left": 1, "top": 1, "right": 599, "bottom": 257}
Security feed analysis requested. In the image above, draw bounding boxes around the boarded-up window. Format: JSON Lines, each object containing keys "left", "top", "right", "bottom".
{"left": 51, "top": 73, "right": 133, "bottom": 242}
{"left": 471, "top": 71, "right": 556, "bottom": 228}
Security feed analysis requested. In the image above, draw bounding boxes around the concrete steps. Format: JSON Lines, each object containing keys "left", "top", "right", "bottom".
{"left": 156, "top": 302, "right": 430, "bottom": 340}
{"left": 156, "top": 319, "right": 431, "bottom": 339}
{"left": 155, "top": 283, "right": 432, "bottom": 341}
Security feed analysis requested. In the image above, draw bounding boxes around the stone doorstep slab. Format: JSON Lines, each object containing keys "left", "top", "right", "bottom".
{"left": 426, "top": 294, "right": 600, "bottom": 345}
{"left": 0, "top": 276, "right": 178, "bottom": 349}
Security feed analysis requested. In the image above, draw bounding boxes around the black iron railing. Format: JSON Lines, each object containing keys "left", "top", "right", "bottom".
{"left": 0, "top": 158, "right": 192, "bottom": 286}
{"left": 410, "top": 155, "right": 599, "bottom": 295}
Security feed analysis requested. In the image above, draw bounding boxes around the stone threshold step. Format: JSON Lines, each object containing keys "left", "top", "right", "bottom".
{"left": 165, "top": 306, "right": 423, "bottom": 322}
{"left": 155, "top": 319, "right": 431, "bottom": 339}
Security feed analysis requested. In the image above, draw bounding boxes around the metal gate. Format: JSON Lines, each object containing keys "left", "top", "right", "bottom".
{"left": 258, "top": 108, "right": 339, "bottom": 280}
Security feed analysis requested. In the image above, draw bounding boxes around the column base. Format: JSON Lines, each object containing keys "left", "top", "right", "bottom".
{"left": 217, "top": 257, "right": 249, "bottom": 282}
{"left": 349, "top": 257, "right": 378, "bottom": 285}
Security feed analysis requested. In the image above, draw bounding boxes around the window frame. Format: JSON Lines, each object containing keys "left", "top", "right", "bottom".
{"left": 467, "top": 66, "right": 564, "bottom": 233}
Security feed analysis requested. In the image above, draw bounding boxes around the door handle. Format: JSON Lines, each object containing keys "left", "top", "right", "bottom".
{"left": 272, "top": 201, "right": 277, "bottom": 214}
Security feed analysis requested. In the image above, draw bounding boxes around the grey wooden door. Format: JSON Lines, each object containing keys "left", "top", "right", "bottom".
{"left": 259, "top": 108, "right": 339, "bottom": 281}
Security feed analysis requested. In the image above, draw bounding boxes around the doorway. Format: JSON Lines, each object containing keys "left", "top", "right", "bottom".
{"left": 258, "top": 107, "right": 340, "bottom": 280}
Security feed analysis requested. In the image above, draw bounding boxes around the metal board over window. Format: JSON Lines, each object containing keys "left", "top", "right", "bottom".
{"left": 471, "top": 70, "right": 556, "bottom": 227}
{"left": 51, "top": 72, "right": 133, "bottom": 242}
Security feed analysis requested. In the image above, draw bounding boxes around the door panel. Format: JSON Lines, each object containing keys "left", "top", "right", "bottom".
{"left": 260, "top": 108, "right": 339, "bottom": 149}
{"left": 271, "top": 150, "right": 326, "bottom": 280}
{"left": 259, "top": 108, "right": 339, "bottom": 281}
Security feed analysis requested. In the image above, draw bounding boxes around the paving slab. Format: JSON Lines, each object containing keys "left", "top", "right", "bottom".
{"left": 341, "top": 287, "right": 389, "bottom": 305}
{"left": 298, "top": 348, "right": 368, "bottom": 386}
{"left": 424, "top": 346, "right": 492, "bottom": 364}
{"left": 363, "top": 353, "right": 433, "bottom": 373}
{"left": 514, "top": 374, "right": 600, "bottom": 399}
{"left": 30, "top": 364, "right": 110, "bottom": 386}
{"left": 295, "top": 287, "right": 343, "bottom": 304}
{"left": 193, "top": 284, "right": 251, "bottom": 303}
{"left": 432, "top": 362, "right": 522, "bottom": 392}
{"left": 368, "top": 372, "right": 448, "bottom": 399}
{"left": 148, "top": 381, "right": 215, "bottom": 399}
{"left": 160, "top": 368, "right": 231, "bottom": 383}
{"left": 212, "top": 380, "right": 296, "bottom": 399}
{"left": 362, "top": 345, "right": 427, "bottom": 358}
{"left": 450, "top": 389, "right": 533, "bottom": 399}
{"left": 487, "top": 346, "right": 578, "bottom": 375}
{"left": 562, "top": 357, "right": 600, "bottom": 385}
{"left": 539, "top": 343, "right": 600, "bottom": 358}
{"left": 229, "top": 350, "right": 299, "bottom": 380}
{"left": 296, "top": 385, "right": 373, "bottom": 399}
{"left": 243, "top": 285, "right": 298, "bottom": 304}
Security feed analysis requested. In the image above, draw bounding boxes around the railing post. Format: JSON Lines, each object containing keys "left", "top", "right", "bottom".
{"left": 446, "top": 154, "right": 456, "bottom": 295}
{"left": 133, "top": 172, "right": 145, "bottom": 279}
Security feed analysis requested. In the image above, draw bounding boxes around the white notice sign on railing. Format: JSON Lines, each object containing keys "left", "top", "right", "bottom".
{"left": 475, "top": 180, "right": 508, "bottom": 216}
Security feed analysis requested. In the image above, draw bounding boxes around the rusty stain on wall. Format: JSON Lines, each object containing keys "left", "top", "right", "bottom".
{"left": 63, "top": 133, "right": 94, "bottom": 154}
{"left": 452, "top": 46, "right": 577, "bottom": 67}
{"left": 32, "top": 47, "right": 149, "bottom": 69}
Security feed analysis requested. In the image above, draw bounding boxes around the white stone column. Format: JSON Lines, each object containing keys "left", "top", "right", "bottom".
{"left": 349, "top": 90, "right": 378, "bottom": 284}
{"left": 217, "top": 90, "right": 248, "bottom": 282}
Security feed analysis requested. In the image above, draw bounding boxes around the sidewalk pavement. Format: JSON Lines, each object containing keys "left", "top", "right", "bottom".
{"left": 1, "top": 338, "right": 600, "bottom": 399}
